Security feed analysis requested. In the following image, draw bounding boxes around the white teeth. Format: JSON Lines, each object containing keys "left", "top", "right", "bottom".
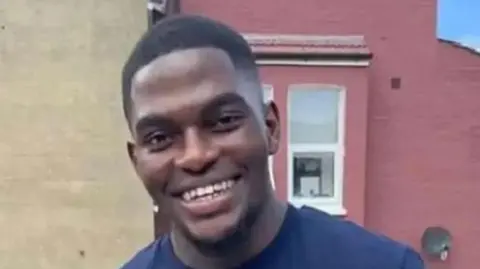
{"left": 181, "top": 179, "right": 236, "bottom": 202}
{"left": 200, "top": 195, "right": 213, "bottom": 201}
{"left": 182, "top": 192, "right": 192, "bottom": 201}
{"left": 205, "top": 185, "right": 214, "bottom": 194}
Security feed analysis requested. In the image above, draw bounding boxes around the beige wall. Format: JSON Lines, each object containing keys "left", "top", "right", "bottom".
{"left": 0, "top": 1, "right": 152, "bottom": 268}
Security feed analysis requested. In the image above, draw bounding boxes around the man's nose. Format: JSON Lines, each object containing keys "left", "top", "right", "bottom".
{"left": 174, "top": 128, "right": 219, "bottom": 172}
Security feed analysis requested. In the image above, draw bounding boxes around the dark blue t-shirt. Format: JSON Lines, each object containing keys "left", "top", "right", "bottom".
{"left": 121, "top": 204, "right": 424, "bottom": 269}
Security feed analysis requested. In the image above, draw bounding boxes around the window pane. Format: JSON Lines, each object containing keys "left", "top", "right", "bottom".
{"left": 289, "top": 87, "right": 339, "bottom": 144}
{"left": 292, "top": 151, "right": 335, "bottom": 198}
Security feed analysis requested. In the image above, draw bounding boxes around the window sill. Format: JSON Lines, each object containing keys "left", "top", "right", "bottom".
{"left": 290, "top": 201, "right": 347, "bottom": 216}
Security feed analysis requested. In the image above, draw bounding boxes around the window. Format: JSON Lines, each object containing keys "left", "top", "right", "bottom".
{"left": 287, "top": 84, "right": 345, "bottom": 214}
{"left": 263, "top": 85, "right": 275, "bottom": 190}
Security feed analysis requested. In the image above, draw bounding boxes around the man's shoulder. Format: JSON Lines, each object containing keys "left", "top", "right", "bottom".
{"left": 119, "top": 238, "right": 161, "bottom": 269}
{"left": 294, "top": 205, "right": 424, "bottom": 268}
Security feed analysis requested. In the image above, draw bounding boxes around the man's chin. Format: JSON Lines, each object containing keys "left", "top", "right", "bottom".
{"left": 187, "top": 218, "right": 239, "bottom": 245}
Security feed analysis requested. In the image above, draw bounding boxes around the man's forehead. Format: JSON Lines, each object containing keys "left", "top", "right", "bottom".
{"left": 132, "top": 47, "right": 235, "bottom": 90}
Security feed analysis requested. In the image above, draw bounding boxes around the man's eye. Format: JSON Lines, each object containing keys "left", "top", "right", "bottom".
{"left": 143, "top": 132, "right": 173, "bottom": 151}
{"left": 210, "top": 114, "right": 245, "bottom": 132}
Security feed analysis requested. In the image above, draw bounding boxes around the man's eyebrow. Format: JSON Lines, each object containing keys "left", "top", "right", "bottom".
{"left": 200, "top": 92, "right": 246, "bottom": 114}
{"left": 134, "top": 114, "right": 171, "bottom": 133}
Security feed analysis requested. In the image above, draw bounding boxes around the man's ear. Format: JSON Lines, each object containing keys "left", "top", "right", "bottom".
{"left": 264, "top": 101, "right": 281, "bottom": 155}
{"left": 127, "top": 141, "right": 138, "bottom": 167}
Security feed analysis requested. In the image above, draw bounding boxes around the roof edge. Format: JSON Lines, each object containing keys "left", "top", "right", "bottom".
{"left": 438, "top": 38, "right": 480, "bottom": 57}
{"left": 243, "top": 33, "right": 372, "bottom": 60}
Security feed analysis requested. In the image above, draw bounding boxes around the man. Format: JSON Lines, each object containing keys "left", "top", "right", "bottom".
{"left": 120, "top": 14, "right": 425, "bottom": 269}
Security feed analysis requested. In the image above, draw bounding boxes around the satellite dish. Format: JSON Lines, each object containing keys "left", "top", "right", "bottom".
{"left": 421, "top": 226, "right": 451, "bottom": 261}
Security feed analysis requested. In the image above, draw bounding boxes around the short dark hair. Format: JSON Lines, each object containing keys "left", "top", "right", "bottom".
{"left": 121, "top": 14, "right": 259, "bottom": 122}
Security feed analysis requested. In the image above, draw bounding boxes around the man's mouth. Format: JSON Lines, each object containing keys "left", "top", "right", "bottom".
{"left": 175, "top": 175, "right": 242, "bottom": 217}
{"left": 181, "top": 179, "right": 235, "bottom": 202}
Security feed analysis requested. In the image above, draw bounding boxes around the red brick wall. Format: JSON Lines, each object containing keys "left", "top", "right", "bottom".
{"left": 366, "top": 41, "right": 480, "bottom": 269}
{"left": 431, "top": 43, "right": 480, "bottom": 268}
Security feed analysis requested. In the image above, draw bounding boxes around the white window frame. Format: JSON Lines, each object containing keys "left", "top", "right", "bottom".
{"left": 287, "top": 84, "right": 346, "bottom": 215}
{"left": 262, "top": 84, "right": 276, "bottom": 190}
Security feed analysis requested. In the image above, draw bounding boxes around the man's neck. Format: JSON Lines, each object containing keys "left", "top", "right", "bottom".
{"left": 171, "top": 197, "right": 287, "bottom": 269}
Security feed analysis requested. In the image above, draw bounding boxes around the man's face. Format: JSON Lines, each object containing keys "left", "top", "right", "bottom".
{"left": 127, "top": 48, "right": 280, "bottom": 243}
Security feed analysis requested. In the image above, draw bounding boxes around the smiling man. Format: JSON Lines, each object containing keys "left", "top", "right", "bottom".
{"left": 120, "top": 15, "right": 424, "bottom": 269}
